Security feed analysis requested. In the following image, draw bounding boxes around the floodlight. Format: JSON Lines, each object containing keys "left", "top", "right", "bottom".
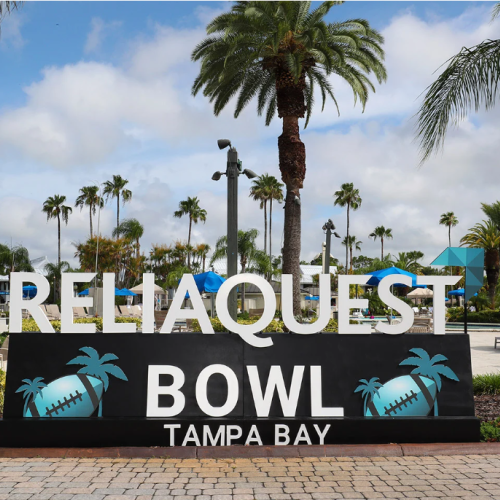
{"left": 217, "top": 139, "right": 232, "bottom": 150}
{"left": 334, "top": 232, "right": 341, "bottom": 238}
{"left": 243, "top": 169, "right": 258, "bottom": 179}
{"left": 212, "top": 171, "right": 223, "bottom": 181}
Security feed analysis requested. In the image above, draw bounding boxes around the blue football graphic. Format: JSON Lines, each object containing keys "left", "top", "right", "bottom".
{"left": 365, "top": 375, "right": 437, "bottom": 417}
{"left": 25, "top": 374, "right": 104, "bottom": 418}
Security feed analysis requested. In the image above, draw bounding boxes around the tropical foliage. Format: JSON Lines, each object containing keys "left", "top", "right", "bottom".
{"left": 75, "top": 186, "right": 104, "bottom": 238}
{"left": 103, "top": 175, "right": 132, "bottom": 233}
{"left": 16, "top": 377, "right": 47, "bottom": 417}
{"left": 112, "top": 218, "right": 144, "bottom": 259}
{"left": 193, "top": 1, "right": 386, "bottom": 314}
{"left": 341, "top": 235, "right": 362, "bottom": 273}
{"left": 439, "top": 212, "right": 459, "bottom": 247}
{"left": 0, "top": 244, "right": 33, "bottom": 274}
{"left": 369, "top": 226, "right": 393, "bottom": 260}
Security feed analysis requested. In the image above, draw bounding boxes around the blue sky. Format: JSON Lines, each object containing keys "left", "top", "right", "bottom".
{"left": 0, "top": 1, "right": 499, "bottom": 268}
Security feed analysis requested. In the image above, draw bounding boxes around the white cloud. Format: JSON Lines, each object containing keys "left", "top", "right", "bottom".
{"left": 0, "top": 11, "right": 26, "bottom": 50}
{"left": 84, "top": 17, "right": 122, "bottom": 54}
{"left": 0, "top": 4, "right": 499, "bottom": 270}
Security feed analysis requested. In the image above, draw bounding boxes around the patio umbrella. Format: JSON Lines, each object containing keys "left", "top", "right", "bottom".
{"left": 129, "top": 283, "right": 165, "bottom": 294}
{"left": 22, "top": 285, "right": 37, "bottom": 298}
{"left": 366, "top": 267, "right": 424, "bottom": 288}
{"left": 407, "top": 288, "right": 433, "bottom": 298}
{"left": 180, "top": 271, "right": 226, "bottom": 317}
{"left": 305, "top": 296, "right": 319, "bottom": 301}
{"left": 118, "top": 288, "right": 138, "bottom": 296}
{"left": 78, "top": 288, "right": 89, "bottom": 296}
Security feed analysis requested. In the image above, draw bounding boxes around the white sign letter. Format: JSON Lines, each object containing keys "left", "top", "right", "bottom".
{"left": 103, "top": 273, "right": 136, "bottom": 333}
{"left": 375, "top": 275, "right": 414, "bottom": 334}
{"left": 338, "top": 275, "right": 370, "bottom": 334}
{"left": 310, "top": 366, "right": 343, "bottom": 416}
{"left": 142, "top": 273, "right": 155, "bottom": 333}
{"left": 147, "top": 365, "right": 185, "bottom": 417}
{"left": 61, "top": 273, "right": 97, "bottom": 333}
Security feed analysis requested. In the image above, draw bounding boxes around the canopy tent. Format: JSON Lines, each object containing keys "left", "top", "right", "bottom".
{"left": 117, "top": 288, "right": 137, "bottom": 297}
{"left": 366, "top": 267, "right": 425, "bottom": 288}
{"left": 305, "top": 296, "right": 319, "bottom": 301}
{"left": 129, "top": 283, "right": 165, "bottom": 294}
{"left": 78, "top": 287, "right": 134, "bottom": 296}
{"left": 448, "top": 288, "right": 474, "bottom": 296}
{"left": 22, "top": 285, "right": 37, "bottom": 299}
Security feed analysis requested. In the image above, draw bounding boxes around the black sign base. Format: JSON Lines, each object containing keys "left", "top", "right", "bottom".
{"left": 0, "top": 417, "right": 479, "bottom": 447}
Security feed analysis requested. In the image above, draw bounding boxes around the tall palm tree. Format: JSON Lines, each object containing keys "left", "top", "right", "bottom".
{"left": 341, "top": 235, "right": 362, "bottom": 273}
{"left": 390, "top": 251, "right": 423, "bottom": 274}
{"left": 334, "top": 183, "right": 362, "bottom": 274}
{"left": 15, "top": 378, "right": 47, "bottom": 417}
{"left": 460, "top": 220, "right": 500, "bottom": 306}
{"left": 67, "top": 347, "right": 128, "bottom": 417}
{"left": 416, "top": 3, "right": 500, "bottom": 163}
{"left": 192, "top": 1, "right": 386, "bottom": 314}
{"left": 369, "top": 226, "right": 393, "bottom": 260}
{"left": 211, "top": 228, "right": 270, "bottom": 313}
{"left": 174, "top": 197, "right": 207, "bottom": 269}
{"left": 75, "top": 186, "right": 103, "bottom": 239}
{"left": 439, "top": 212, "right": 459, "bottom": 247}
{"left": 267, "top": 176, "right": 284, "bottom": 264}
{"left": 249, "top": 176, "right": 271, "bottom": 254}
{"left": 103, "top": 175, "right": 132, "bottom": 234}
{"left": 399, "top": 348, "right": 459, "bottom": 416}
{"left": 42, "top": 195, "right": 72, "bottom": 293}
{"left": 112, "top": 218, "right": 144, "bottom": 259}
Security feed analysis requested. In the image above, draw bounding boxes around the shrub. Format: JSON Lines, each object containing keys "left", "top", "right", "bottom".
{"left": 447, "top": 308, "right": 500, "bottom": 324}
{"left": 323, "top": 319, "right": 339, "bottom": 332}
{"left": 480, "top": 417, "right": 500, "bottom": 442}
{"left": 473, "top": 373, "right": 500, "bottom": 395}
{"left": 191, "top": 317, "right": 285, "bottom": 333}
{"left": 0, "top": 368, "right": 5, "bottom": 416}
{"left": 21, "top": 317, "right": 141, "bottom": 333}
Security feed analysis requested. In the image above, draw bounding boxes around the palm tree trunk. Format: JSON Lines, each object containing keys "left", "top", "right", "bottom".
{"left": 263, "top": 200, "right": 267, "bottom": 257}
{"left": 277, "top": 82, "right": 306, "bottom": 316}
{"left": 188, "top": 217, "right": 192, "bottom": 269}
{"left": 434, "top": 400, "right": 439, "bottom": 417}
{"left": 57, "top": 213, "right": 61, "bottom": 301}
{"left": 136, "top": 238, "right": 140, "bottom": 260}
{"left": 116, "top": 196, "right": 120, "bottom": 235}
{"left": 449, "top": 225, "right": 451, "bottom": 247}
{"left": 346, "top": 205, "right": 350, "bottom": 274}
{"left": 350, "top": 245, "right": 353, "bottom": 272}
{"left": 89, "top": 205, "right": 93, "bottom": 239}
{"left": 269, "top": 199, "right": 273, "bottom": 280}
{"left": 381, "top": 237, "right": 384, "bottom": 260}
{"left": 202, "top": 255, "right": 206, "bottom": 273}
{"left": 241, "top": 262, "right": 246, "bottom": 313}
{"left": 485, "top": 249, "right": 499, "bottom": 306}
{"left": 98, "top": 400, "right": 103, "bottom": 417}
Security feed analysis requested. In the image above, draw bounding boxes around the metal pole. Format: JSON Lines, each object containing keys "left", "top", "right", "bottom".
{"left": 227, "top": 147, "right": 239, "bottom": 321}
{"left": 324, "top": 227, "right": 332, "bottom": 276}
{"left": 464, "top": 301, "right": 468, "bottom": 335}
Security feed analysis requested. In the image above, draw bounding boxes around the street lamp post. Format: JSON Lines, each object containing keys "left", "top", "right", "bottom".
{"left": 213, "top": 139, "right": 257, "bottom": 321}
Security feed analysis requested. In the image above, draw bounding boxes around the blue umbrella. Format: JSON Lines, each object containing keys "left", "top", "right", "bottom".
{"left": 118, "top": 288, "right": 137, "bottom": 297}
{"left": 78, "top": 288, "right": 89, "bottom": 296}
{"left": 305, "top": 295, "right": 319, "bottom": 301}
{"left": 366, "top": 267, "right": 425, "bottom": 288}
{"left": 22, "top": 285, "right": 37, "bottom": 298}
{"left": 448, "top": 288, "right": 477, "bottom": 297}
{"left": 179, "top": 271, "right": 227, "bottom": 316}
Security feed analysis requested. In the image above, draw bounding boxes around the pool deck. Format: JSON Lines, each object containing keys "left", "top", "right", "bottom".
{"left": 469, "top": 331, "right": 500, "bottom": 375}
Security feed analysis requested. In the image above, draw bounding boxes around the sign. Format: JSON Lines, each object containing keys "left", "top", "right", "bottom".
{"left": 0, "top": 333, "right": 478, "bottom": 447}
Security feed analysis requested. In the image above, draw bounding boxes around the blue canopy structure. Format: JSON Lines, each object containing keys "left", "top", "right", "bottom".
{"left": 366, "top": 267, "right": 425, "bottom": 288}
{"left": 78, "top": 288, "right": 89, "bottom": 296}
{"left": 179, "top": 271, "right": 227, "bottom": 316}
{"left": 118, "top": 288, "right": 137, "bottom": 297}
{"left": 305, "top": 296, "right": 319, "bottom": 301}
{"left": 448, "top": 288, "right": 477, "bottom": 297}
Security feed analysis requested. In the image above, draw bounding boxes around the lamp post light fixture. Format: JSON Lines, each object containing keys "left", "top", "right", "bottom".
{"left": 212, "top": 139, "right": 258, "bottom": 321}
{"left": 322, "top": 219, "right": 340, "bottom": 276}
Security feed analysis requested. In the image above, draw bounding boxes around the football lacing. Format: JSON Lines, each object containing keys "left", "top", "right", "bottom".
{"left": 384, "top": 390, "right": 418, "bottom": 416}
{"left": 45, "top": 390, "right": 83, "bottom": 417}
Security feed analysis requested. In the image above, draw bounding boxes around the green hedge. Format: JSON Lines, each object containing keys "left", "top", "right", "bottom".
{"left": 22, "top": 317, "right": 141, "bottom": 332}
{"left": 480, "top": 417, "right": 500, "bottom": 442}
{"left": 473, "top": 373, "right": 500, "bottom": 395}
{"left": 447, "top": 308, "right": 500, "bottom": 323}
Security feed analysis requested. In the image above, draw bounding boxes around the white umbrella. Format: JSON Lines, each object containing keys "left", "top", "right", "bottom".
{"left": 407, "top": 288, "right": 433, "bottom": 298}
{"left": 129, "top": 283, "right": 165, "bottom": 294}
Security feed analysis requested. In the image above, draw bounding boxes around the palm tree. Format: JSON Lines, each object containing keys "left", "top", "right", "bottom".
{"left": 112, "top": 218, "right": 144, "bottom": 259}
{"left": 16, "top": 377, "right": 47, "bottom": 417}
{"left": 192, "top": 1, "right": 386, "bottom": 314}
{"left": 341, "top": 235, "right": 362, "bottom": 273}
{"left": 416, "top": 3, "right": 500, "bottom": 163}
{"left": 211, "top": 228, "right": 270, "bottom": 313}
{"left": 195, "top": 243, "right": 211, "bottom": 273}
{"left": 399, "top": 348, "right": 459, "bottom": 416}
{"left": 103, "top": 175, "right": 132, "bottom": 234}
{"left": 0, "top": 244, "right": 33, "bottom": 273}
{"left": 354, "top": 377, "right": 382, "bottom": 416}
{"left": 75, "top": 186, "right": 104, "bottom": 238}
{"left": 369, "top": 226, "right": 393, "bottom": 260}
{"left": 44, "top": 261, "right": 71, "bottom": 303}
{"left": 460, "top": 220, "right": 500, "bottom": 306}
{"left": 42, "top": 195, "right": 72, "bottom": 298}
{"left": 267, "top": 176, "right": 284, "bottom": 264}
{"left": 249, "top": 176, "right": 271, "bottom": 254}
{"left": 390, "top": 252, "right": 423, "bottom": 274}
{"left": 439, "top": 212, "right": 459, "bottom": 247}
{"left": 67, "top": 347, "right": 128, "bottom": 417}
{"left": 334, "top": 183, "right": 362, "bottom": 273}
{"left": 173, "top": 197, "right": 207, "bottom": 269}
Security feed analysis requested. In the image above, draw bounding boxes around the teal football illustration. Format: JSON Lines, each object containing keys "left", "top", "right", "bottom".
{"left": 365, "top": 374, "right": 437, "bottom": 417}
{"left": 24, "top": 374, "right": 103, "bottom": 418}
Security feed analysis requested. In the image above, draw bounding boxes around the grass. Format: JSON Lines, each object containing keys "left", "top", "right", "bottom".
{"left": 473, "top": 373, "right": 500, "bottom": 395}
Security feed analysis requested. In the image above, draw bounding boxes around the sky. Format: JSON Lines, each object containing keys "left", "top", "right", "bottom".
{"left": 0, "top": 1, "right": 499, "bottom": 270}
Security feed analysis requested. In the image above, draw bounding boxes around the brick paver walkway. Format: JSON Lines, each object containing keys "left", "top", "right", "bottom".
{"left": 1, "top": 455, "right": 500, "bottom": 500}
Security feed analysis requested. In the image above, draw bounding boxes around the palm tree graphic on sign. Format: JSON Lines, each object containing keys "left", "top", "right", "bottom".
{"left": 354, "top": 348, "right": 460, "bottom": 417}
{"left": 16, "top": 378, "right": 47, "bottom": 417}
{"left": 67, "top": 347, "right": 128, "bottom": 417}
{"left": 399, "top": 348, "right": 459, "bottom": 416}
{"left": 354, "top": 377, "right": 383, "bottom": 415}
{"left": 17, "top": 347, "right": 128, "bottom": 418}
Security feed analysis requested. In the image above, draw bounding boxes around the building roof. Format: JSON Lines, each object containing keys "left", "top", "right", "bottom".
{"left": 30, "top": 256, "right": 51, "bottom": 276}
{"left": 300, "top": 264, "right": 337, "bottom": 285}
